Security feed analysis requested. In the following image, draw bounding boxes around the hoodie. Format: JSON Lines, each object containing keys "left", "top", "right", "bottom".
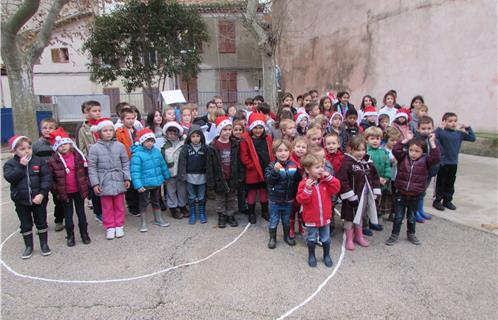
{"left": 177, "top": 125, "right": 211, "bottom": 185}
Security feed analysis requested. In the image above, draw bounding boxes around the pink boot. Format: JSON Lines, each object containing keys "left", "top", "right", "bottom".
{"left": 354, "top": 225, "right": 370, "bottom": 247}
{"left": 345, "top": 228, "right": 355, "bottom": 251}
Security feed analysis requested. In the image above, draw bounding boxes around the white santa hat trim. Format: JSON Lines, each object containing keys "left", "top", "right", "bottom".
{"left": 139, "top": 132, "right": 156, "bottom": 145}
{"left": 363, "top": 111, "right": 378, "bottom": 117}
{"left": 395, "top": 111, "right": 409, "bottom": 120}
{"left": 249, "top": 120, "right": 266, "bottom": 131}
{"left": 163, "top": 121, "right": 184, "bottom": 136}
{"left": 95, "top": 120, "right": 114, "bottom": 132}
{"left": 10, "top": 136, "right": 28, "bottom": 150}
{"left": 51, "top": 136, "right": 74, "bottom": 152}
{"left": 216, "top": 118, "right": 233, "bottom": 136}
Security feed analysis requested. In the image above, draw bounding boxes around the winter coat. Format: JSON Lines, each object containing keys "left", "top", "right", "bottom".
{"left": 116, "top": 126, "right": 136, "bottom": 159}
{"left": 162, "top": 137, "right": 185, "bottom": 177}
{"left": 367, "top": 146, "right": 392, "bottom": 180}
{"left": 88, "top": 140, "right": 131, "bottom": 196}
{"left": 337, "top": 154, "right": 381, "bottom": 224}
{"left": 48, "top": 151, "right": 89, "bottom": 201}
{"left": 208, "top": 137, "right": 243, "bottom": 194}
{"left": 378, "top": 106, "right": 397, "bottom": 124}
{"left": 4, "top": 156, "right": 52, "bottom": 206}
{"left": 265, "top": 160, "right": 301, "bottom": 202}
{"left": 130, "top": 144, "right": 170, "bottom": 189}
{"left": 177, "top": 124, "right": 214, "bottom": 183}
{"left": 360, "top": 120, "right": 376, "bottom": 131}
{"left": 290, "top": 152, "right": 305, "bottom": 178}
{"left": 325, "top": 149, "right": 344, "bottom": 174}
{"left": 77, "top": 122, "right": 97, "bottom": 156}
{"left": 32, "top": 138, "right": 54, "bottom": 163}
{"left": 340, "top": 124, "right": 363, "bottom": 151}
{"left": 240, "top": 131, "right": 275, "bottom": 184}
{"left": 296, "top": 174, "right": 341, "bottom": 227}
{"left": 393, "top": 141, "right": 441, "bottom": 195}
{"left": 392, "top": 122, "right": 412, "bottom": 141}
{"left": 415, "top": 132, "right": 442, "bottom": 178}
{"left": 332, "top": 102, "right": 356, "bottom": 118}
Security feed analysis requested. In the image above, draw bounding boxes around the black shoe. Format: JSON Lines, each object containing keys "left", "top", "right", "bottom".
{"left": 79, "top": 224, "right": 91, "bottom": 245}
{"left": 268, "top": 228, "right": 277, "bottom": 249}
{"left": 362, "top": 228, "right": 373, "bottom": 236}
{"left": 443, "top": 202, "right": 456, "bottom": 210}
{"left": 160, "top": 198, "right": 168, "bottom": 211}
{"left": 322, "top": 241, "right": 333, "bottom": 268}
{"left": 227, "top": 215, "right": 238, "bottom": 227}
{"left": 432, "top": 201, "right": 445, "bottom": 211}
{"left": 218, "top": 213, "right": 227, "bottom": 228}
{"left": 369, "top": 223, "right": 383, "bottom": 231}
{"left": 180, "top": 206, "right": 189, "bottom": 218}
{"left": 407, "top": 233, "right": 421, "bottom": 245}
{"left": 22, "top": 233, "right": 34, "bottom": 259}
{"left": 66, "top": 229, "right": 75, "bottom": 247}
{"left": 129, "top": 209, "right": 141, "bottom": 216}
{"left": 261, "top": 202, "right": 269, "bottom": 221}
{"left": 38, "top": 231, "right": 52, "bottom": 255}
{"left": 307, "top": 242, "right": 317, "bottom": 267}
{"left": 385, "top": 234, "right": 399, "bottom": 246}
{"left": 283, "top": 226, "right": 296, "bottom": 246}
{"left": 170, "top": 207, "right": 182, "bottom": 219}
{"left": 248, "top": 204, "right": 256, "bottom": 224}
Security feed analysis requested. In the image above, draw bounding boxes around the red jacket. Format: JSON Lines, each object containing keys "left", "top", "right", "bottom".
{"left": 296, "top": 174, "right": 341, "bottom": 227}
{"left": 48, "top": 151, "right": 89, "bottom": 201}
{"left": 325, "top": 149, "right": 344, "bottom": 174}
{"left": 240, "top": 132, "right": 274, "bottom": 184}
{"left": 290, "top": 152, "right": 305, "bottom": 177}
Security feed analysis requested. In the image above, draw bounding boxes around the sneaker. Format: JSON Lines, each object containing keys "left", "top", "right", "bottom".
{"left": 129, "top": 210, "right": 141, "bottom": 217}
{"left": 385, "top": 234, "right": 399, "bottom": 246}
{"left": 407, "top": 234, "right": 421, "bottom": 245}
{"left": 115, "top": 227, "right": 124, "bottom": 238}
{"left": 432, "top": 201, "right": 445, "bottom": 211}
{"left": 95, "top": 215, "right": 103, "bottom": 224}
{"left": 362, "top": 228, "right": 373, "bottom": 236}
{"left": 443, "top": 202, "right": 457, "bottom": 210}
{"left": 106, "top": 228, "right": 115, "bottom": 240}
{"left": 55, "top": 223, "right": 64, "bottom": 232}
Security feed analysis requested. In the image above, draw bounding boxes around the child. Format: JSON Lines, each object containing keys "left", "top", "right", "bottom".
{"left": 232, "top": 120, "right": 245, "bottom": 139}
{"left": 298, "top": 92, "right": 312, "bottom": 114}
{"left": 191, "top": 105, "right": 199, "bottom": 120}
{"left": 281, "top": 92, "right": 296, "bottom": 115}
{"left": 178, "top": 125, "right": 211, "bottom": 224}
{"left": 328, "top": 112, "right": 343, "bottom": 135}
{"left": 365, "top": 126, "right": 392, "bottom": 232}
{"left": 279, "top": 119, "right": 297, "bottom": 142}
{"left": 163, "top": 106, "right": 177, "bottom": 123}
{"left": 227, "top": 105, "right": 237, "bottom": 119}
{"left": 333, "top": 91, "right": 355, "bottom": 118}
{"left": 146, "top": 110, "right": 165, "bottom": 150}
{"left": 240, "top": 113, "right": 275, "bottom": 224}
{"left": 116, "top": 108, "right": 141, "bottom": 216}
{"left": 337, "top": 136, "right": 381, "bottom": 251}
{"left": 319, "top": 96, "right": 333, "bottom": 119}
{"left": 4, "top": 135, "right": 52, "bottom": 258}
{"left": 305, "top": 101, "right": 321, "bottom": 119}
{"left": 48, "top": 128, "right": 91, "bottom": 247}
{"left": 232, "top": 120, "right": 248, "bottom": 215}
{"left": 296, "top": 95, "right": 304, "bottom": 110}
{"left": 32, "top": 118, "right": 65, "bottom": 232}
{"left": 88, "top": 118, "right": 131, "bottom": 239}
{"left": 409, "top": 103, "right": 428, "bottom": 134}
{"left": 269, "top": 109, "right": 294, "bottom": 140}
{"left": 209, "top": 116, "right": 242, "bottom": 228}
{"left": 340, "top": 109, "right": 363, "bottom": 152}
{"left": 433, "top": 112, "right": 476, "bottom": 211}
{"left": 180, "top": 105, "right": 193, "bottom": 133}
{"left": 378, "top": 114, "right": 390, "bottom": 134}
{"left": 265, "top": 139, "right": 301, "bottom": 248}
{"left": 306, "top": 127, "right": 323, "bottom": 149}
{"left": 358, "top": 95, "right": 375, "bottom": 125}
{"left": 289, "top": 136, "right": 308, "bottom": 238}
{"left": 324, "top": 132, "right": 344, "bottom": 174}
{"left": 381, "top": 127, "right": 402, "bottom": 221}
{"left": 294, "top": 112, "right": 310, "bottom": 136}
{"left": 385, "top": 135, "right": 440, "bottom": 246}
{"left": 310, "top": 114, "right": 328, "bottom": 132}
{"left": 360, "top": 106, "right": 378, "bottom": 131}
{"left": 391, "top": 108, "right": 412, "bottom": 140}
{"left": 296, "top": 153, "right": 341, "bottom": 267}
{"left": 131, "top": 129, "right": 171, "bottom": 232}
{"left": 378, "top": 91, "right": 398, "bottom": 124}
{"left": 162, "top": 122, "right": 188, "bottom": 220}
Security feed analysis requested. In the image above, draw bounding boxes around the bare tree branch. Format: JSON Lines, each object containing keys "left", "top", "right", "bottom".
{"left": 241, "top": 0, "right": 272, "bottom": 55}
{"left": 1, "top": 0, "right": 39, "bottom": 36}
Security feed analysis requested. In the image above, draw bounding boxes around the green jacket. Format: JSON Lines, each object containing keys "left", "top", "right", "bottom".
{"left": 367, "top": 145, "right": 391, "bottom": 180}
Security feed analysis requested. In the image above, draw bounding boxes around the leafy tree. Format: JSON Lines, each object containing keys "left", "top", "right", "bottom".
{"left": 83, "top": 0, "right": 208, "bottom": 111}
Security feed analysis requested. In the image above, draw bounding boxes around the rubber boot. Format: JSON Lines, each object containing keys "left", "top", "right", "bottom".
{"left": 139, "top": 211, "right": 148, "bottom": 232}
{"left": 307, "top": 242, "right": 317, "bottom": 267}
{"left": 261, "top": 202, "right": 269, "bottom": 221}
{"left": 218, "top": 213, "right": 227, "bottom": 228}
{"left": 170, "top": 207, "right": 182, "bottom": 220}
{"left": 160, "top": 196, "right": 168, "bottom": 211}
{"left": 248, "top": 204, "right": 256, "bottom": 224}
{"left": 78, "top": 223, "right": 91, "bottom": 244}
{"left": 38, "top": 231, "right": 52, "bottom": 256}
{"left": 188, "top": 201, "right": 197, "bottom": 225}
{"left": 21, "top": 233, "right": 33, "bottom": 259}
{"left": 283, "top": 226, "right": 296, "bottom": 246}
{"left": 418, "top": 198, "right": 432, "bottom": 220}
{"left": 199, "top": 202, "right": 207, "bottom": 224}
{"left": 268, "top": 228, "right": 277, "bottom": 249}
{"left": 322, "top": 240, "right": 333, "bottom": 267}
{"left": 354, "top": 225, "right": 370, "bottom": 247}
{"left": 66, "top": 228, "right": 75, "bottom": 247}
{"left": 289, "top": 214, "right": 296, "bottom": 239}
{"left": 345, "top": 228, "right": 355, "bottom": 251}
{"left": 153, "top": 209, "right": 169, "bottom": 227}
{"left": 180, "top": 206, "right": 189, "bottom": 218}
{"left": 415, "top": 210, "right": 426, "bottom": 223}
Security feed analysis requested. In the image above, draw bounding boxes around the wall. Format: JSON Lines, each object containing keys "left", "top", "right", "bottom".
{"left": 278, "top": 0, "right": 497, "bottom": 132}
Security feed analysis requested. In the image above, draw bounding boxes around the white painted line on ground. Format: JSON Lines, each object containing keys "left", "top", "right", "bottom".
{"left": 0, "top": 223, "right": 251, "bottom": 284}
{"left": 276, "top": 230, "right": 347, "bottom": 320}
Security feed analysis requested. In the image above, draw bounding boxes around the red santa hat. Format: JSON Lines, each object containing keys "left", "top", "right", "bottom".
{"left": 363, "top": 106, "right": 378, "bottom": 118}
{"left": 8, "top": 135, "right": 29, "bottom": 150}
{"left": 137, "top": 128, "right": 156, "bottom": 145}
{"left": 395, "top": 108, "right": 411, "bottom": 122}
{"left": 215, "top": 116, "right": 233, "bottom": 136}
{"left": 163, "top": 121, "right": 184, "bottom": 136}
{"left": 293, "top": 112, "right": 310, "bottom": 126}
{"left": 91, "top": 118, "right": 114, "bottom": 132}
{"left": 248, "top": 112, "right": 266, "bottom": 131}
{"left": 49, "top": 128, "right": 87, "bottom": 172}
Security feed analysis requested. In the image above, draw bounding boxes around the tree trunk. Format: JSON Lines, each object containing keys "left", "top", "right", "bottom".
{"left": 262, "top": 52, "right": 277, "bottom": 112}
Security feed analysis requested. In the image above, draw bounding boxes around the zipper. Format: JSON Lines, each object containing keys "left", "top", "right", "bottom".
{"left": 406, "top": 161, "right": 415, "bottom": 190}
{"left": 26, "top": 160, "right": 32, "bottom": 205}
{"left": 315, "top": 183, "right": 323, "bottom": 225}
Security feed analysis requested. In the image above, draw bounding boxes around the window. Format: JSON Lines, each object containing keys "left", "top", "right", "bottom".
{"left": 219, "top": 71, "right": 237, "bottom": 104}
{"left": 218, "top": 21, "right": 236, "bottom": 54}
{"left": 51, "top": 48, "right": 69, "bottom": 63}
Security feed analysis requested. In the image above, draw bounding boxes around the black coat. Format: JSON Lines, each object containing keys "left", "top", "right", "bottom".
{"left": 208, "top": 137, "right": 244, "bottom": 194}
{"left": 264, "top": 160, "right": 301, "bottom": 202}
{"left": 3, "top": 155, "right": 52, "bottom": 206}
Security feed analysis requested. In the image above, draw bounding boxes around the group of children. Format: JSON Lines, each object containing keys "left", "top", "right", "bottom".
{"left": 4, "top": 90, "right": 475, "bottom": 268}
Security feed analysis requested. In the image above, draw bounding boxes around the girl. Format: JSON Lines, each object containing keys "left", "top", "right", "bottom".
{"left": 227, "top": 105, "right": 237, "bottom": 119}
{"left": 381, "top": 127, "right": 402, "bottom": 221}
{"left": 337, "top": 136, "right": 381, "bottom": 251}
{"left": 232, "top": 120, "right": 245, "bottom": 139}
{"left": 409, "top": 95, "right": 424, "bottom": 111}
{"left": 180, "top": 105, "right": 193, "bottom": 134}
{"left": 294, "top": 112, "right": 310, "bottom": 136}
{"left": 48, "top": 128, "right": 91, "bottom": 247}
{"left": 358, "top": 95, "right": 375, "bottom": 125}
{"left": 385, "top": 134, "right": 440, "bottom": 246}
{"left": 324, "top": 132, "right": 344, "bottom": 174}
{"left": 392, "top": 109, "right": 412, "bottom": 140}
{"left": 333, "top": 91, "right": 355, "bottom": 118}
{"left": 328, "top": 112, "right": 343, "bottom": 136}
{"left": 265, "top": 139, "right": 301, "bottom": 249}
{"left": 378, "top": 91, "right": 398, "bottom": 124}
{"left": 319, "top": 96, "right": 333, "bottom": 119}
{"left": 306, "top": 128, "right": 323, "bottom": 149}
{"left": 280, "top": 92, "right": 296, "bottom": 114}
{"left": 240, "top": 113, "right": 275, "bottom": 224}
{"left": 163, "top": 106, "right": 177, "bottom": 124}
{"left": 146, "top": 110, "right": 165, "bottom": 150}
{"left": 298, "top": 92, "right": 312, "bottom": 114}
{"left": 378, "top": 114, "right": 390, "bottom": 134}
{"left": 232, "top": 120, "right": 248, "bottom": 216}
{"left": 289, "top": 136, "right": 308, "bottom": 238}
{"left": 88, "top": 118, "right": 131, "bottom": 240}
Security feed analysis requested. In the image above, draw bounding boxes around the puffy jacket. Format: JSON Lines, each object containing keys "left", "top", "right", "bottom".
{"left": 208, "top": 137, "right": 243, "bottom": 194}
{"left": 130, "top": 144, "right": 170, "bottom": 189}
{"left": 240, "top": 131, "right": 274, "bottom": 184}
{"left": 265, "top": 160, "right": 301, "bottom": 202}
{"left": 32, "top": 138, "right": 54, "bottom": 163}
{"left": 4, "top": 155, "right": 52, "bottom": 206}
{"left": 296, "top": 174, "right": 341, "bottom": 227}
{"left": 177, "top": 125, "right": 214, "bottom": 183}
{"left": 116, "top": 126, "right": 136, "bottom": 159}
{"left": 393, "top": 141, "right": 441, "bottom": 195}
{"left": 162, "top": 138, "right": 185, "bottom": 177}
{"left": 325, "top": 149, "right": 344, "bottom": 174}
{"left": 367, "top": 146, "right": 392, "bottom": 179}
{"left": 88, "top": 140, "right": 131, "bottom": 196}
{"left": 48, "top": 151, "right": 89, "bottom": 201}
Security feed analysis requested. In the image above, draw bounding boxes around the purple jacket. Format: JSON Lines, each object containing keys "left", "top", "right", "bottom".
{"left": 393, "top": 141, "right": 441, "bottom": 195}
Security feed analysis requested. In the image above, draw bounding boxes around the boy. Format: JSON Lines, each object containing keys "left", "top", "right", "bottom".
{"left": 32, "top": 118, "right": 65, "bottom": 232}
{"left": 305, "top": 101, "right": 320, "bottom": 119}
{"left": 340, "top": 109, "right": 362, "bottom": 152}
{"left": 433, "top": 112, "right": 475, "bottom": 211}
{"left": 296, "top": 153, "right": 341, "bottom": 267}
{"left": 381, "top": 127, "right": 402, "bottom": 221}
{"left": 4, "top": 135, "right": 52, "bottom": 258}
{"left": 360, "top": 106, "right": 378, "bottom": 131}
{"left": 209, "top": 116, "right": 241, "bottom": 228}
{"left": 378, "top": 113, "right": 390, "bottom": 135}
{"left": 410, "top": 104, "right": 429, "bottom": 134}
{"left": 116, "top": 108, "right": 140, "bottom": 216}
{"left": 76, "top": 100, "right": 103, "bottom": 222}
{"left": 279, "top": 119, "right": 297, "bottom": 142}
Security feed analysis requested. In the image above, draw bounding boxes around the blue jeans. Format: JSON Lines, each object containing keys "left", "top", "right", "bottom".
{"left": 306, "top": 225, "right": 330, "bottom": 244}
{"left": 392, "top": 194, "right": 419, "bottom": 235}
{"left": 268, "top": 201, "right": 293, "bottom": 229}
{"left": 187, "top": 183, "right": 206, "bottom": 205}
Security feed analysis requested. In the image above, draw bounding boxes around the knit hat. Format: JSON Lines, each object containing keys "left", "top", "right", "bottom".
{"left": 215, "top": 116, "right": 233, "bottom": 136}
{"left": 91, "top": 118, "right": 114, "bottom": 132}
{"left": 8, "top": 135, "right": 29, "bottom": 150}
{"left": 137, "top": 128, "right": 156, "bottom": 145}
{"left": 395, "top": 108, "right": 411, "bottom": 122}
{"left": 330, "top": 112, "right": 343, "bottom": 122}
{"left": 248, "top": 112, "right": 266, "bottom": 131}
{"left": 163, "top": 121, "right": 184, "bottom": 136}
{"left": 294, "top": 112, "right": 310, "bottom": 126}
{"left": 363, "top": 106, "right": 378, "bottom": 118}
{"left": 49, "top": 128, "right": 87, "bottom": 172}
